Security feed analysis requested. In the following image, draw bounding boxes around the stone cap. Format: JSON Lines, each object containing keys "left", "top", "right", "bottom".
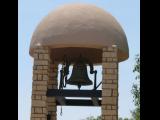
{"left": 29, "top": 3, "right": 129, "bottom": 62}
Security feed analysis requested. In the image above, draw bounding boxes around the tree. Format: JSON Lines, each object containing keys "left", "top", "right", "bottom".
{"left": 131, "top": 54, "right": 140, "bottom": 120}
{"left": 119, "top": 118, "right": 123, "bottom": 120}
{"left": 82, "top": 116, "right": 101, "bottom": 120}
{"left": 118, "top": 117, "right": 134, "bottom": 120}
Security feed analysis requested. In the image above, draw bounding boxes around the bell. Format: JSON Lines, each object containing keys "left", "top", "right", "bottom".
{"left": 66, "top": 57, "right": 93, "bottom": 89}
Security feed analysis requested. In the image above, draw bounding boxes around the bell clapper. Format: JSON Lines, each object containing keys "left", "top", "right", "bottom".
{"left": 78, "top": 84, "right": 81, "bottom": 90}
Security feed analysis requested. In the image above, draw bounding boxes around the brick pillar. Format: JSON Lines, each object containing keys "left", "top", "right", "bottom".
{"left": 101, "top": 46, "right": 118, "bottom": 120}
{"left": 47, "top": 63, "right": 58, "bottom": 120}
{"left": 31, "top": 46, "right": 51, "bottom": 120}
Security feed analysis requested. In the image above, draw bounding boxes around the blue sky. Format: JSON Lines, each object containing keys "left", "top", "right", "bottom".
{"left": 18, "top": 0, "right": 140, "bottom": 120}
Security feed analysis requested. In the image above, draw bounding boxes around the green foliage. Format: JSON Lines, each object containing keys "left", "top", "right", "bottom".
{"left": 81, "top": 116, "right": 101, "bottom": 120}
{"left": 131, "top": 107, "right": 140, "bottom": 120}
{"left": 131, "top": 54, "right": 140, "bottom": 120}
{"left": 118, "top": 117, "right": 134, "bottom": 120}
{"left": 83, "top": 116, "right": 133, "bottom": 120}
{"left": 119, "top": 118, "right": 123, "bottom": 120}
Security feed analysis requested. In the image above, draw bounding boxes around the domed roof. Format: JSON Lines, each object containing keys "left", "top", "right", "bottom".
{"left": 29, "top": 3, "right": 129, "bottom": 62}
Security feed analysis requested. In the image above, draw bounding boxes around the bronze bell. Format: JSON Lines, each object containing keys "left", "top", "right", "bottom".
{"left": 66, "top": 57, "right": 93, "bottom": 89}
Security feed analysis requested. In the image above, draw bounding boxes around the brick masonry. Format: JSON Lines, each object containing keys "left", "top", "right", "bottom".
{"left": 30, "top": 46, "right": 118, "bottom": 120}
{"left": 47, "top": 62, "right": 58, "bottom": 120}
{"left": 31, "top": 46, "right": 53, "bottom": 120}
{"left": 102, "top": 46, "right": 118, "bottom": 120}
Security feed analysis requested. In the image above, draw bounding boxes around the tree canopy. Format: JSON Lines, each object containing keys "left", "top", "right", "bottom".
{"left": 131, "top": 54, "right": 140, "bottom": 120}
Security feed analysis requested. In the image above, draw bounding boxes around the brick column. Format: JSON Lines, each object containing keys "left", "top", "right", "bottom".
{"left": 31, "top": 46, "right": 51, "bottom": 120}
{"left": 47, "top": 63, "right": 58, "bottom": 120}
{"left": 101, "top": 46, "right": 118, "bottom": 120}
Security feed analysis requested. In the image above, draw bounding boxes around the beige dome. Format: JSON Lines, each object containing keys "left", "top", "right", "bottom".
{"left": 29, "top": 3, "right": 129, "bottom": 63}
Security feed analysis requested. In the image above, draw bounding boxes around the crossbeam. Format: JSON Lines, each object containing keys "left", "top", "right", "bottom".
{"left": 56, "top": 99, "right": 101, "bottom": 106}
{"left": 47, "top": 89, "right": 102, "bottom": 97}
{"left": 56, "top": 97, "right": 66, "bottom": 105}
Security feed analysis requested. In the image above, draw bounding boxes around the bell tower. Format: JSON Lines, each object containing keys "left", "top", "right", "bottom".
{"left": 29, "top": 3, "right": 129, "bottom": 120}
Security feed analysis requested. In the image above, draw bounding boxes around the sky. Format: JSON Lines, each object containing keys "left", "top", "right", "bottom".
{"left": 18, "top": 0, "right": 140, "bottom": 120}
